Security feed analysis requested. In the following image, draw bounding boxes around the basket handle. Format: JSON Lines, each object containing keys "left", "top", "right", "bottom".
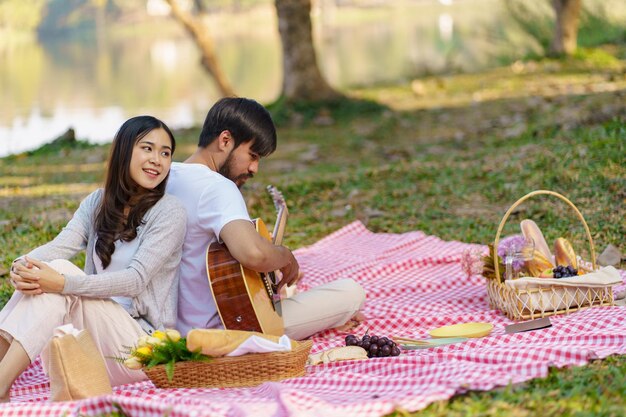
{"left": 493, "top": 190, "right": 597, "bottom": 282}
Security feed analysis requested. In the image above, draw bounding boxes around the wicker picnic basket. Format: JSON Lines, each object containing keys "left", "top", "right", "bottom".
{"left": 143, "top": 339, "right": 313, "bottom": 389}
{"left": 486, "top": 190, "right": 614, "bottom": 321}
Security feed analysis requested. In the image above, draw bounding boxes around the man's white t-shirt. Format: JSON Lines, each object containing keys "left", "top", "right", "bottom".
{"left": 166, "top": 162, "right": 250, "bottom": 335}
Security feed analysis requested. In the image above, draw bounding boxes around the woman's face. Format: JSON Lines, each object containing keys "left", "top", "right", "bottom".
{"left": 129, "top": 128, "right": 173, "bottom": 190}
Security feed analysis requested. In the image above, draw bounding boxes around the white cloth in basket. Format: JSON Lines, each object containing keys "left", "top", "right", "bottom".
{"left": 226, "top": 334, "right": 292, "bottom": 357}
{"left": 505, "top": 266, "right": 621, "bottom": 290}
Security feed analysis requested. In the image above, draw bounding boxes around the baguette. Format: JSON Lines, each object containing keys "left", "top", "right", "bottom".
{"left": 520, "top": 219, "right": 553, "bottom": 261}
{"left": 186, "top": 329, "right": 284, "bottom": 357}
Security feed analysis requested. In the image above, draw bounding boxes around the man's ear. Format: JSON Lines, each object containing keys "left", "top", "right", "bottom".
{"left": 217, "top": 130, "right": 233, "bottom": 152}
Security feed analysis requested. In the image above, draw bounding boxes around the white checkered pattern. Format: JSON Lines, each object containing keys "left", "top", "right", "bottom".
{"left": 2, "top": 221, "right": 624, "bottom": 417}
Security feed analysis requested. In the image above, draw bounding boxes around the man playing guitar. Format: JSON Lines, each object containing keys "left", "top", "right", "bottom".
{"left": 166, "top": 97, "right": 365, "bottom": 340}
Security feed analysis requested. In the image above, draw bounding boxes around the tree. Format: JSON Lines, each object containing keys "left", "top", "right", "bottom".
{"left": 163, "top": 0, "right": 235, "bottom": 97}
{"left": 274, "top": 0, "right": 340, "bottom": 102}
{"left": 164, "top": 0, "right": 339, "bottom": 102}
{"left": 550, "top": 0, "right": 582, "bottom": 56}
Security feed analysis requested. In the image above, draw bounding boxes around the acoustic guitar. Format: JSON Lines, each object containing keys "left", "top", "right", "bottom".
{"left": 206, "top": 185, "right": 287, "bottom": 336}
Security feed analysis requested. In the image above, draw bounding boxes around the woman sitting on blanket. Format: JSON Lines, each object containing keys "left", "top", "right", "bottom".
{"left": 0, "top": 115, "right": 187, "bottom": 402}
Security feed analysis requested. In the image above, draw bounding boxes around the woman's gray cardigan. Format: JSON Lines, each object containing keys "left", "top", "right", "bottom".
{"left": 25, "top": 189, "right": 187, "bottom": 332}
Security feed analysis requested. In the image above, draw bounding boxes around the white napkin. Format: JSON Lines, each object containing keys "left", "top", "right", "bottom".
{"left": 52, "top": 324, "right": 82, "bottom": 337}
{"left": 505, "top": 265, "right": 622, "bottom": 290}
{"left": 226, "top": 334, "right": 292, "bottom": 357}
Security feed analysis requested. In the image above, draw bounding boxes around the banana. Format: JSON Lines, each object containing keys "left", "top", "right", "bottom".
{"left": 520, "top": 219, "right": 553, "bottom": 261}
{"left": 186, "top": 329, "right": 286, "bottom": 357}
{"left": 482, "top": 244, "right": 504, "bottom": 280}
{"left": 554, "top": 237, "right": 578, "bottom": 268}
{"left": 526, "top": 250, "right": 555, "bottom": 277}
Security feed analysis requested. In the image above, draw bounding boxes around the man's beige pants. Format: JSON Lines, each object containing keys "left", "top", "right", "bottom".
{"left": 282, "top": 278, "right": 366, "bottom": 340}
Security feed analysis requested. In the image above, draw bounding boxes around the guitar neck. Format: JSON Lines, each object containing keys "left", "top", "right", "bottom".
{"left": 272, "top": 207, "right": 287, "bottom": 246}
{"left": 267, "top": 185, "right": 288, "bottom": 247}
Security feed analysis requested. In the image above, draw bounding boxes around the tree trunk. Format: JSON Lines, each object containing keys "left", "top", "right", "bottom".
{"left": 275, "top": 0, "right": 340, "bottom": 101}
{"left": 192, "top": 0, "right": 207, "bottom": 15}
{"left": 164, "top": 0, "right": 235, "bottom": 97}
{"left": 550, "top": 0, "right": 582, "bottom": 56}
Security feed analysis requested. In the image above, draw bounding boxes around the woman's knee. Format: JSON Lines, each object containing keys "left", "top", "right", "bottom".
{"left": 47, "top": 259, "right": 85, "bottom": 276}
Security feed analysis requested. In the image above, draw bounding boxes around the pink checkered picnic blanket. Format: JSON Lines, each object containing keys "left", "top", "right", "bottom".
{"left": 3, "top": 221, "right": 625, "bottom": 417}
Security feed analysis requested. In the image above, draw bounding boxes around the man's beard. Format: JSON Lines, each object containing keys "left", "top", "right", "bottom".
{"left": 219, "top": 153, "right": 252, "bottom": 188}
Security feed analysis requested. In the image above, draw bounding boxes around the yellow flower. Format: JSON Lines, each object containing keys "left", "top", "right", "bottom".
{"left": 136, "top": 335, "right": 151, "bottom": 348}
{"left": 123, "top": 356, "right": 143, "bottom": 370}
{"left": 134, "top": 346, "right": 152, "bottom": 358}
{"left": 146, "top": 336, "right": 163, "bottom": 346}
{"left": 152, "top": 330, "right": 167, "bottom": 341}
{"left": 165, "top": 329, "right": 181, "bottom": 342}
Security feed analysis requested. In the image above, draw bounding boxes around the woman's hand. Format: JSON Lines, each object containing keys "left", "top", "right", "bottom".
{"left": 12, "top": 257, "right": 65, "bottom": 294}
{"left": 10, "top": 258, "right": 42, "bottom": 295}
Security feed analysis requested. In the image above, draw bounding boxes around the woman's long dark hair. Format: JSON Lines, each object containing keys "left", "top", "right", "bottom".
{"left": 94, "top": 116, "right": 175, "bottom": 269}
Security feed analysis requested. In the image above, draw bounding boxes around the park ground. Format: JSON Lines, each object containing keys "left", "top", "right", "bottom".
{"left": 0, "top": 46, "right": 625, "bottom": 416}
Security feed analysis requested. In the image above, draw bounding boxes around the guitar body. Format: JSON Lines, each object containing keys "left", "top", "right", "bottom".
{"left": 207, "top": 218, "right": 285, "bottom": 336}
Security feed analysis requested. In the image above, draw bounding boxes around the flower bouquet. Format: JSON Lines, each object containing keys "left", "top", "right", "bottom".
{"left": 120, "top": 329, "right": 210, "bottom": 382}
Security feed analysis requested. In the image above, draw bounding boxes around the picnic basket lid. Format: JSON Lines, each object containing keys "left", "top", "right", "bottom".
{"left": 144, "top": 339, "right": 313, "bottom": 389}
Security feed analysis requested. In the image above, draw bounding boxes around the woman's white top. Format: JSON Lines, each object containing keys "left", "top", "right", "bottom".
{"left": 94, "top": 239, "right": 140, "bottom": 311}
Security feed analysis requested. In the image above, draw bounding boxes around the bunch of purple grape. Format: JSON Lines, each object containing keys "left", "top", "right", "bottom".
{"left": 553, "top": 265, "right": 578, "bottom": 278}
{"left": 345, "top": 333, "right": 401, "bottom": 358}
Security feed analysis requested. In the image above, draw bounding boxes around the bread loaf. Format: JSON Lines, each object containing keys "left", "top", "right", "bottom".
{"left": 554, "top": 237, "right": 578, "bottom": 268}
{"left": 307, "top": 346, "right": 368, "bottom": 365}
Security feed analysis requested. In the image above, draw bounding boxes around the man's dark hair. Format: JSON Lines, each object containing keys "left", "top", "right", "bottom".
{"left": 198, "top": 97, "right": 277, "bottom": 157}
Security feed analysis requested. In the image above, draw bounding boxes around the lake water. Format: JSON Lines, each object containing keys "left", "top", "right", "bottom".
{"left": 1, "top": 0, "right": 527, "bottom": 156}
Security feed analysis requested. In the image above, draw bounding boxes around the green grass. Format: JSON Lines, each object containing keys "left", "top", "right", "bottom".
{"left": 391, "top": 355, "right": 626, "bottom": 417}
{"left": 0, "top": 55, "right": 624, "bottom": 415}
